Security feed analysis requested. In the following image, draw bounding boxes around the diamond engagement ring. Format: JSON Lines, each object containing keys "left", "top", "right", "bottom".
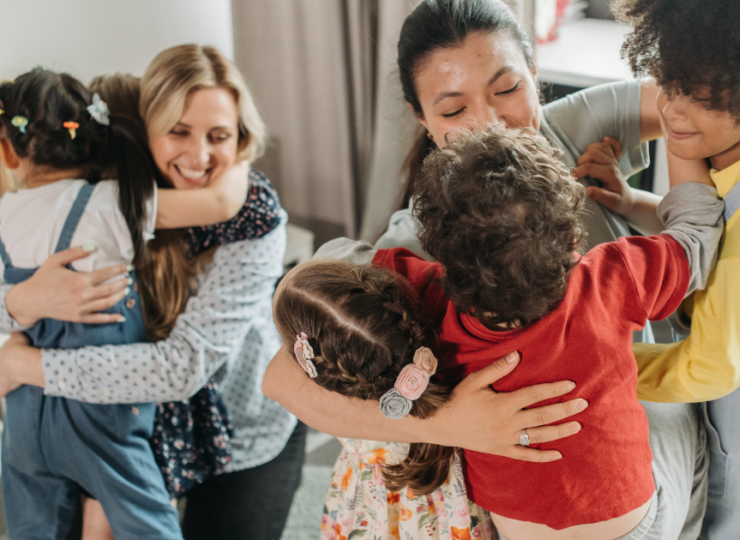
{"left": 519, "top": 430, "right": 530, "bottom": 447}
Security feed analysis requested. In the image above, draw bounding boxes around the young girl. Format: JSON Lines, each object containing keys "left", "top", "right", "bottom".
{"left": 0, "top": 69, "right": 247, "bottom": 539}
{"left": 273, "top": 259, "right": 494, "bottom": 540}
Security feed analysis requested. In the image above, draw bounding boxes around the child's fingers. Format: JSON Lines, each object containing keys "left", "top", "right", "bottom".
{"left": 507, "top": 446, "right": 563, "bottom": 463}
{"left": 603, "top": 136, "right": 623, "bottom": 159}
{"left": 517, "top": 397, "right": 588, "bottom": 427}
{"left": 577, "top": 145, "right": 617, "bottom": 167}
{"left": 573, "top": 162, "right": 613, "bottom": 181}
{"left": 585, "top": 186, "right": 623, "bottom": 212}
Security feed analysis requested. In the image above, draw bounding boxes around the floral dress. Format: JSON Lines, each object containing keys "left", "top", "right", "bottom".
{"left": 322, "top": 439, "right": 495, "bottom": 540}
{"left": 150, "top": 169, "right": 282, "bottom": 497}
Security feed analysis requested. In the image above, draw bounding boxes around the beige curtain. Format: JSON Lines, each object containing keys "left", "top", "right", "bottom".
{"left": 231, "top": 0, "right": 418, "bottom": 240}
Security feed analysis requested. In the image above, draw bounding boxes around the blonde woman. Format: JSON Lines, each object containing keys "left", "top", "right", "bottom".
{"left": 0, "top": 45, "right": 303, "bottom": 540}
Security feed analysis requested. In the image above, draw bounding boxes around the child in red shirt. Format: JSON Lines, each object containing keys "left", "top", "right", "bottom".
{"left": 372, "top": 126, "right": 722, "bottom": 538}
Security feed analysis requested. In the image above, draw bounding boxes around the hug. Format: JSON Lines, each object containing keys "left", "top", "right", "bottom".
{"left": 1, "top": 0, "right": 739, "bottom": 539}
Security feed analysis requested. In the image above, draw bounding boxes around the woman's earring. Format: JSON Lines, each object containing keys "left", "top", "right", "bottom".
{"left": 427, "top": 131, "right": 434, "bottom": 141}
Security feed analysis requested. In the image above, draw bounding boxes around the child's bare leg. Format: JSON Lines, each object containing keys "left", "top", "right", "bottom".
{"left": 80, "top": 496, "right": 115, "bottom": 540}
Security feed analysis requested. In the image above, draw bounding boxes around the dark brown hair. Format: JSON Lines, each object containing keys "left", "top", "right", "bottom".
{"left": 274, "top": 259, "right": 455, "bottom": 494}
{"left": 0, "top": 70, "right": 156, "bottom": 263}
{"left": 614, "top": 0, "right": 740, "bottom": 120}
{"left": 415, "top": 126, "right": 585, "bottom": 328}
{"left": 397, "top": 0, "right": 534, "bottom": 208}
{"left": 89, "top": 74, "right": 215, "bottom": 341}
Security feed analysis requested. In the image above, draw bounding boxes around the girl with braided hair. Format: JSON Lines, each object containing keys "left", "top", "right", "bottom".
{"left": 273, "top": 259, "right": 494, "bottom": 540}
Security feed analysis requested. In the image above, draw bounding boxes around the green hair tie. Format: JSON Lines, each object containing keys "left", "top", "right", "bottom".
{"left": 11, "top": 116, "right": 28, "bottom": 133}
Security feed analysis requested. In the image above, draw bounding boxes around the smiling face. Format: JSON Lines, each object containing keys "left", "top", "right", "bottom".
{"left": 149, "top": 87, "right": 239, "bottom": 189}
{"left": 413, "top": 31, "right": 540, "bottom": 148}
{"left": 657, "top": 87, "right": 740, "bottom": 171}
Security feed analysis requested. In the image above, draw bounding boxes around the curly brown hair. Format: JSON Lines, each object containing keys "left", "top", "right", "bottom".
{"left": 614, "top": 0, "right": 740, "bottom": 119}
{"left": 274, "top": 259, "right": 455, "bottom": 494}
{"left": 415, "top": 126, "right": 585, "bottom": 328}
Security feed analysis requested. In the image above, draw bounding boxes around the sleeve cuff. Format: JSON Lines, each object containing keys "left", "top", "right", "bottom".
{"left": 41, "top": 348, "right": 82, "bottom": 398}
{"left": 621, "top": 81, "right": 650, "bottom": 178}
{"left": 0, "top": 286, "right": 29, "bottom": 333}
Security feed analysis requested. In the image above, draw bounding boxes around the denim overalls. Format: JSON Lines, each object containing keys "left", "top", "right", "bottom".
{"left": 0, "top": 184, "right": 182, "bottom": 539}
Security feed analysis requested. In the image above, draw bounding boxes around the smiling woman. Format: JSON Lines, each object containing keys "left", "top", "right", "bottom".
{"left": 150, "top": 88, "right": 241, "bottom": 189}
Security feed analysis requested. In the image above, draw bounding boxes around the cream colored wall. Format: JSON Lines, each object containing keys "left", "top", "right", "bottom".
{"left": 0, "top": 0, "right": 234, "bottom": 83}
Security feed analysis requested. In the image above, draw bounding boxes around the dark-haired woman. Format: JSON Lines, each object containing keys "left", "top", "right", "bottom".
{"left": 264, "top": 1, "right": 709, "bottom": 539}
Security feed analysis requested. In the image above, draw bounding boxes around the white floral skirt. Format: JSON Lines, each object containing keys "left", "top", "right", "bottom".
{"left": 321, "top": 438, "right": 494, "bottom": 540}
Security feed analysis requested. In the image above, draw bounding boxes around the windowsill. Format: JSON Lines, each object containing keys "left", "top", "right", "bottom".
{"left": 536, "top": 18, "right": 634, "bottom": 87}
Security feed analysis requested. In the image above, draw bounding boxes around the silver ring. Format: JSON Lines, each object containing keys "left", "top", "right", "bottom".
{"left": 519, "top": 429, "right": 530, "bottom": 447}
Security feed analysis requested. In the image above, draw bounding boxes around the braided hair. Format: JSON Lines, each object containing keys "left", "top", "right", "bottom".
{"left": 274, "top": 259, "right": 456, "bottom": 494}
{"left": 0, "top": 69, "right": 160, "bottom": 263}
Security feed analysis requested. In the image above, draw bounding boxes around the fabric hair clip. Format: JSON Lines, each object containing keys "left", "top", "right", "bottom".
{"left": 0, "top": 109, "right": 4, "bottom": 116}
{"left": 63, "top": 121, "right": 79, "bottom": 139}
{"left": 379, "top": 347, "right": 438, "bottom": 420}
{"left": 294, "top": 332, "right": 318, "bottom": 378}
{"left": 87, "top": 93, "right": 110, "bottom": 126}
{"left": 11, "top": 116, "right": 28, "bottom": 133}
{"left": 1, "top": 79, "right": 14, "bottom": 84}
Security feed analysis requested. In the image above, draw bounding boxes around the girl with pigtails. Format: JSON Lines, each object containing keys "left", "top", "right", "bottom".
{"left": 0, "top": 69, "right": 248, "bottom": 539}
{"left": 273, "top": 259, "right": 494, "bottom": 539}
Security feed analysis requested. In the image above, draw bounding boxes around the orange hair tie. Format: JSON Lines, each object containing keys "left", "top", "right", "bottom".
{"left": 63, "top": 121, "right": 79, "bottom": 140}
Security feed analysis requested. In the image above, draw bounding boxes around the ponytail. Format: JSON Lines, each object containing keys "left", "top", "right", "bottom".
{"left": 400, "top": 127, "right": 435, "bottom": 209}
{"left": 107, "top": 115, "right": 158, "bottom": 264}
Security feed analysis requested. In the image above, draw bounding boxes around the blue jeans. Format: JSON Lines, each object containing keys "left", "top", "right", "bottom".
{"left": 699, "top": 393, "right": 740, "bottom": 540}
{"left": 181, "top": 421, "right": 307, "bottom": 540}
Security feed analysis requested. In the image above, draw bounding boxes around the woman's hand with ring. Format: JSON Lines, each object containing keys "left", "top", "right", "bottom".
{"left": 421, "top": 352, "right": 586, "bottom": 462}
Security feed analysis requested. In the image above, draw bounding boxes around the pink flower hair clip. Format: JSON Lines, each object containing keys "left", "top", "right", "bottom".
{"left": 379, "top": 347, "right": 439, "bottom": 420}
{"left": 294, "top": 332, "right": 318, "bottom": 378}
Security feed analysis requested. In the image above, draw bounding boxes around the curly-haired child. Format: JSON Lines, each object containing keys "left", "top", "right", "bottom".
{"left": 300, "top": 125, "right": 723, "bottom": 540}
{"left": 0, "top": 69, "right": 248, "bottom": 538}
{"left": 582, "top": 1, "right": 740, "bottom": 537}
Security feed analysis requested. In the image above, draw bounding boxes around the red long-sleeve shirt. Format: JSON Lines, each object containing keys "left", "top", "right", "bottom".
{"left": 373, "top": 234, "right": 689, "bottom": 529}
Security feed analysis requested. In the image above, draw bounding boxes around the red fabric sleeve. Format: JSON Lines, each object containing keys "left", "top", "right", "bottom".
{"left": 372, "top": 248, "right": 449, "bottom": 324}
{"left": 606, "top": 234, "right": 690, "bottom": 323}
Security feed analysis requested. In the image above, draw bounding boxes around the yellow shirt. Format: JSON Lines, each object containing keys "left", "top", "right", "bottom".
{"left": 634, "top": 159, "right": 740, "bottom": 402}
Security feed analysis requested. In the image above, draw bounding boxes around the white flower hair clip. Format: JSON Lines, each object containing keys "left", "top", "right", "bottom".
{"left": 87, "top": 93, "right": 110, "bottom": 126}
{"left": 294, "top": 332, "right": 318, "bottom": 378}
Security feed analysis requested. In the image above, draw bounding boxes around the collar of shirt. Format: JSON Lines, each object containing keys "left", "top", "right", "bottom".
{"left": 710, "top": 158, "right": 740, "bottom": 199}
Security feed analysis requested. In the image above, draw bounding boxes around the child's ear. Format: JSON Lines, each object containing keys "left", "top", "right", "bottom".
{"left": 0, "top": 138, "right": 20, "bottom": 169}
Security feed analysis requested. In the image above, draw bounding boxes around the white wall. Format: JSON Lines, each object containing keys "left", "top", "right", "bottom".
{"left": 0, "top": 0, "right": 234, "bottom": 83}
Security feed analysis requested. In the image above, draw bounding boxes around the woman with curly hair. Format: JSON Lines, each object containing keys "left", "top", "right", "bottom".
{"left": 586, "top": 1, "right": 740, "bottom": 538}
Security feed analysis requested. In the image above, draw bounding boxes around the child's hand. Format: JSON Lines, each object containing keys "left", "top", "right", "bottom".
{"left": 424, "top": 352, "right": 586, "bottom": 462}
{"left": 5, "top": 246, "right": 130, "bottom": 327}
{"left": 575, "top": 137, "right": 636, "bottom": 215}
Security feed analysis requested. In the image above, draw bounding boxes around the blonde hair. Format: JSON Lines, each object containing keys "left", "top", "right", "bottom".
{"left": 140, "top": 44, "right": 266, "bottom": 162}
